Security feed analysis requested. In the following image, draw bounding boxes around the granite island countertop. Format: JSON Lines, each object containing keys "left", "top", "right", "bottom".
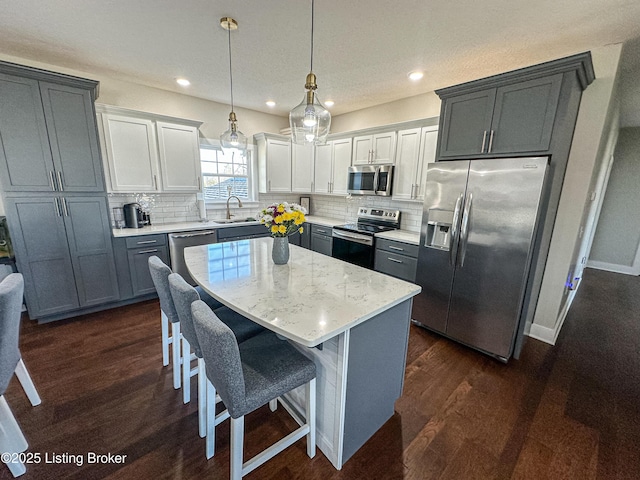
{"left": 184, "top": 237, "right": 421, "bottom": 347}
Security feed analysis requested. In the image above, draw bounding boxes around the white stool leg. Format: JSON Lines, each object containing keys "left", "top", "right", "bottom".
{"left": 268, "top": 399, "right": 278, "bottom": 411}
{"left": 161, "top": 311, "right": 170, "bottom": 367}
{"left": 205, "top": 379, "right": 216, "bottom": 459}
{"left": 5, "top": 459, "right": 26, "bottom": 477}
{"left": 230, "top": 416, "right": 245, "bottom": 480}
{"left": 0, "top": 396, "right": 28, "bottom": 477}
{"left": 306, "top": 378, "right": 316, "bottom": 458}
{"left": 14, "top": 360, "right": 41, "bottom": 407}
{"left": 171, "top": 322, "right": 181, "bottom": 390}
{"left": 182, "top": 338, "right": 191, "bottom": 404}
{"left": 198, "top": 359, "right": 206, "bottom": 438}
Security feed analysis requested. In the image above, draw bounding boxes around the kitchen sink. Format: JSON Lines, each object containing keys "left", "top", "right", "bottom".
{"left": 209, "top": 217, "right": 259, "bottom": 224}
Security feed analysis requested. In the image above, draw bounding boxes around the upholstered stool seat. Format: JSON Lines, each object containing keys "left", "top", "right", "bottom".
{"left": 192, "top": 299, "right": 316, "bottom": 479}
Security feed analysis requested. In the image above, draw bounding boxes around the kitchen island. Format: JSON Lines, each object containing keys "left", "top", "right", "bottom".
{"left": 184, "top": 237, "right": 421, "bottom": 469}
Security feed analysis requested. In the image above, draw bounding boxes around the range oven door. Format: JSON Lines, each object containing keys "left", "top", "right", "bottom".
{"left": 331, "top": 229, "right": 374, "bottom": 269}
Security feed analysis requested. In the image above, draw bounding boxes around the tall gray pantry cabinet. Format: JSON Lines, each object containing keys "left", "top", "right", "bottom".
{"left": 0, "top": 61, "right": 118, "bottom": 320}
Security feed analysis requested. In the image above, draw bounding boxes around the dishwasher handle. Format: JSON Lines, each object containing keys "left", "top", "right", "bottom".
{"left": 169, "top": 230, "right": 217, "bottom": 239}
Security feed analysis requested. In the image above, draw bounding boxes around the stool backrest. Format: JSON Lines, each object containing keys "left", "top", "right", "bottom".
{"left": 168, "top": 273, "right": 202, "bottom": 356}
{"left": 191, "top": 300, "right": 246, "bottom": 418}
{"left": 0, "top": 273, "right": 24, "bottom": 395}
{"left": 148, "top": 256, "right": 179, "bottom": 323}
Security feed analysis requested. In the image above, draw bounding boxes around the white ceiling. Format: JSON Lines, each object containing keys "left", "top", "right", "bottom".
{"left": 2, "top": 0, "right": 640, "bottom": 124}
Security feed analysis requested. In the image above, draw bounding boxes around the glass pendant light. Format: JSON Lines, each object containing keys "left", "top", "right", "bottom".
{"left": 289, "top": 0, "right": 331, "bottom": 145}
{"left": 220, "top": 17, "right": 247, "bottom": 155}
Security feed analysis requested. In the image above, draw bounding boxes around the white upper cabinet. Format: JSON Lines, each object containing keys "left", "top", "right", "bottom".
{"left": 256, "top": 134, "right": 292, "bottom": 193}
{"left": 292, "top": 143, "right": 314, "bottom": 193}
{"left": 313, "top": 142, "right": 332, "bottom": 194}
{"left": 392, "top": 126, "right": 438, "bottom": 201}
{"left": 313, "top": 138, "right": 352, "bottom": 195}
{"left": 352, "top": 132, "right": 396, "bottom": 165}
{"left": 97, "top": 105, "right": 202, "bottom": 193}
{"left": 101, "top": 114, "right": 160, "bottom": 192}
{"left": 156, "top": 121, "right": 201, "bottom": 192}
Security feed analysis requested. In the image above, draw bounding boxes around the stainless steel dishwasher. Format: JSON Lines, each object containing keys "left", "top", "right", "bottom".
{"left": 168, "top": 230, "right": 217, "bottom": 286}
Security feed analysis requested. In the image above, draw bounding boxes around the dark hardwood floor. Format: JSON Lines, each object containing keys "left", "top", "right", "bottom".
{"left": 4, "top": 268, "right": 639, "bottom": 479}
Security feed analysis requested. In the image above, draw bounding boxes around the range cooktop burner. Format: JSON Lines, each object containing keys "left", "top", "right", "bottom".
{"left": 334, "top": 223, "right": 396, "bottom": 235}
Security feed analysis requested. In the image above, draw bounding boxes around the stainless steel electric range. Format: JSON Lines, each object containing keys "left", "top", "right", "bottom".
{"left": 332, "top": 207, "right": 401, "bottom": 269}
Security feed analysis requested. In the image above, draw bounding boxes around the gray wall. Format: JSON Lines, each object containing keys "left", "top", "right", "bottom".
{"left": 589, "top": 127, "right": 640, "bottom": 268}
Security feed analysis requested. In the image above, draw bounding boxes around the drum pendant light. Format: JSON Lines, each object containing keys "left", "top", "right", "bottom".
{"left": 220, "top": 17, "right": 247, "bottom": 155}
{"left": 289, "top": 0, "right": 331, "bottom": 145}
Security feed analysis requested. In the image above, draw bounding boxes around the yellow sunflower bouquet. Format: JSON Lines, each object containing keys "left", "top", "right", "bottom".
{"left": 257, "top": 202, "right": 307, "bottom": 237}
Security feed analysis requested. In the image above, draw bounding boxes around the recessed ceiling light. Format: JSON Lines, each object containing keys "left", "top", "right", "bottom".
{"left": 266, "top": 100, "right": 276, "bottom": 107}
{"left": 324, "top": 100, "right": 335, "bottom": 107}
{"left": 176, "top": 78, "right": 191, "bottom": 87}
{"left": 408, "top": 71, "right": 424, "bottom": 81}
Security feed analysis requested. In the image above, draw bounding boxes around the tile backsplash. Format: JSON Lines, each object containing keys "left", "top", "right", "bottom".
{"left": 108, "top": 193, "right": 423, "bottom": 232}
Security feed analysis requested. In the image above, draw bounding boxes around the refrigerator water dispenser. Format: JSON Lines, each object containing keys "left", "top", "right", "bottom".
{"left": 425, "top": 209, "right": 452, "bottom": 250}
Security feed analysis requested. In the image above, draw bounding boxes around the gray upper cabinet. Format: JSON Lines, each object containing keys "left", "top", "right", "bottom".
{"left": 5, "top": 195, "right": 119, "bottom": 318}
{"left": 0, "top": 74, "right": 55, "bottom": 191}
{"left": 39, "top": 82, "right": 104, "bottom": 192}
{"left": 437, "top": 89, "right": 496, "bottom": 158}
{"left": 0, "top": 69, "right": 103, "bottom": 193}
{"left": 435, "top": 54, "right": 587, "bottom": 160}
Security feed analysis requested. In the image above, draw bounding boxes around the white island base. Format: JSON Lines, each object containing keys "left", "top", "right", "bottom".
{"left": 279, "top": 299, "right": 412, "bottom": 469}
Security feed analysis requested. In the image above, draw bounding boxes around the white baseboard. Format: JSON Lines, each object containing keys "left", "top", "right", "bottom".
{"left": 587, "top": 260, "right": 639, "bottom": 275}
{"left": 527, "top": 323, "right": 557, "bottom": 345}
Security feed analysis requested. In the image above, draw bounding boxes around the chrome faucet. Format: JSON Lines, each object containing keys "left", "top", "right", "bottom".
{"left": 226, "top": 195, "right": 243, "bottom": 219}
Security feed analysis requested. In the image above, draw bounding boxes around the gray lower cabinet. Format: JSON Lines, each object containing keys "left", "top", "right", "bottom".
{"left": 311, "top": 224, "right": 333, "bottom": 256}
{"left": 0, "top": 69, "right": 103, "bottom": 193}
{"left": 5, "top": 195, "right": 119, "bottom": 318}
{"left": 288, "top": 222, "right": 310, "bottom": 249}
{"left": 123, "top": 234, "right": 169, "bottom": 297}
{"left": 374, "top": 238, "right": 419, "bottom": 282}
{"left": 216, "top": 224, "right": 270, "bottom": 242}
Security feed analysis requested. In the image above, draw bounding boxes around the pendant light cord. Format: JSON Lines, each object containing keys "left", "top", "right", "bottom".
{"left": 310, "top": 0, "right": 314, "bottom": 72}
{"left": 227, "top": 26, "right": 234, "bottom": 112}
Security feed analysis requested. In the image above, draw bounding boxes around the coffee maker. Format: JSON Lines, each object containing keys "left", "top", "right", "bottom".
{"left": 123, "top": 203, "right": 151, "bottom": 228}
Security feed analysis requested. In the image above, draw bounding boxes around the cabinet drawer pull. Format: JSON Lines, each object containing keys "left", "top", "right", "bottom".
{"left": 488, "top": 130, "right": 495, "bottom": 153}
{"left": 57, "top": 171, "right": 64, "bottom": 191}
{"left": 388, "top": 257, "right": 403, "bottom": 264}
{"left": 49, "top": 171, "right": 57, "bottom": 191}
{"left": 481, "top": 131, "right": 487, "bottom": 153}
{"left": 388, "top": 245, "right": 404, "bottom": 251}
{"left": 136, "top": 240, "right": 158, "bottom": 245}
{"left": 54, "top": 197, "right": 62, "bottom": 217}
{"left": 153, "top": 174, "right": 158, "bottom": 190}
{"left": 316, "top": 229, "right": 327, "bottom": 234}
{"left": 138, "top": 249, "right": 159, "bottom": 254}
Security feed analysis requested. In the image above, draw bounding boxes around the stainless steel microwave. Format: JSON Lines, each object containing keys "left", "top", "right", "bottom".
{"left": 347, "top": 165, "right": 394, "bottom": 196}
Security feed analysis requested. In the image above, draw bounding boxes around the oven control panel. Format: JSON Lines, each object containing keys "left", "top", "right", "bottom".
{"left": 357, "top": 207, "right": 400, "bottom": 225}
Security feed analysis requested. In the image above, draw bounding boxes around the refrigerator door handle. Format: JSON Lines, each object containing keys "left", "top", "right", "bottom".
{"left": 449, "top": 193, "right": 464, "bottom": 267}
{"left": 457, "top": 192, "right": 473, "bottom": 268}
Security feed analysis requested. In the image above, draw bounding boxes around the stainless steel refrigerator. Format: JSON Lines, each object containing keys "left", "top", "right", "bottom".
{"left": 412, "top": 157, "right": 548, "bottom": 361}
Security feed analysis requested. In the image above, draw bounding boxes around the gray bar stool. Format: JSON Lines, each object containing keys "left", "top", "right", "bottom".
{"left": 191, "top": 300, "right": 316, "bottom": 479}
{"left": 168, "top": 272, "right": 265, "bottom": 438}
{"left": 0, "top": 273, "right": 41, "bottom": 478}
{"left": 148, "top": 256, "right": 225, "bottom": 390}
